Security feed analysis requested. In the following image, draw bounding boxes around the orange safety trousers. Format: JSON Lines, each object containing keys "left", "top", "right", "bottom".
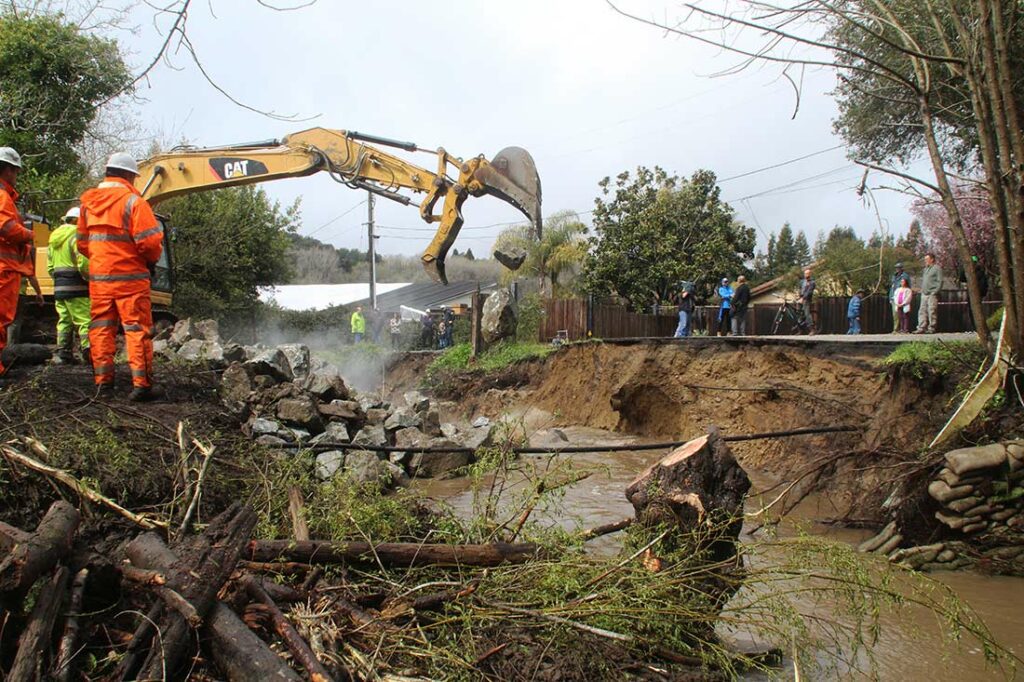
{"left": 89, "top": 290, "right": 154, "bottom": 388}
{"left": 0, "top": 270, "right": 19, "bottom": 375}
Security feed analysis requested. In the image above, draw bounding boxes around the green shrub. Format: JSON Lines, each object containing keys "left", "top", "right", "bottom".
{"left": 881, "top": 340, "right": 986, "bottom": 379}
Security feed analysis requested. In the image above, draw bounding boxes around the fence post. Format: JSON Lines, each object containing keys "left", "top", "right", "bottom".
{"left": 471, "top": 286, "right": 483, "bottom": 359}
{"left": 586, "top": 294, "right": 594, "bottom": 339}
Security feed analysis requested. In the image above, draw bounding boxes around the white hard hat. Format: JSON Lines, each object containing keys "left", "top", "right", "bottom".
{"left": 64, "top": 206, "right": 81, "bottom": 221}
{"left": 106, "top": 151, "right": 139, "bottom": 175}
{"left": 0, "top": 147, "right": 23, "bottom": 169}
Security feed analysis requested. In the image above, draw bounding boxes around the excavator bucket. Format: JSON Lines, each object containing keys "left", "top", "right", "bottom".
{"left": 421, "top": 147, "right": 542, "bottom": 284}
{"left": 476, "top": 147, "right": 543, "bottom": 239}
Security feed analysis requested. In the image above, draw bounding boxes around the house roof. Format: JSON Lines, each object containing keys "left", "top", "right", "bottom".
{"left": 353, "top": 280, "right": 498, "bottom": 313}
{"left": 258, "top": 282, "right": 411, "bottom": 311}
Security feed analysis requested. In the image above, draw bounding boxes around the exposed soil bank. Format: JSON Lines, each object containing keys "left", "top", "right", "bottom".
{"left": 402, "top": 339, "right": 964, "bottom": 521}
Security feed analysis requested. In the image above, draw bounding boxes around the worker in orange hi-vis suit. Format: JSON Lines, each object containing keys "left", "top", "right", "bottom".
{"left": 0, "top": 147, "right": 35, "bottom": 378}
{"left": 78, "top": 152, "right": 164, "bottom": 401}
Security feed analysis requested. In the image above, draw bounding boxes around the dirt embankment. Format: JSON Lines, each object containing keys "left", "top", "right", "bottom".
{"left": 397, "top": 339, "right": 960, "bottom": 518}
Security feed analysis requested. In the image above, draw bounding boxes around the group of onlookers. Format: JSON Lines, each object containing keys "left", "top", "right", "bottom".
{"left": 352, "top": 305, "right": 454, "bottom": 350}
{"left": 671, "top": 252, "right": 952, "bottom": 338}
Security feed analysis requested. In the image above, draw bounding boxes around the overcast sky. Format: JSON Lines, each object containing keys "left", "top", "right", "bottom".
{"left": 112, "top": 0, "right": 924, "bottom": 261}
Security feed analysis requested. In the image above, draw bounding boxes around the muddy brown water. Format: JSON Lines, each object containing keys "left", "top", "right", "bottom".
{"left": 415, "top": 424, "right": 1023, "bottom": 680}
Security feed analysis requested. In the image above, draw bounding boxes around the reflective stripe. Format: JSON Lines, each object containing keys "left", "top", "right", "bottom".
{"left": 122, "top": 195, "right": 137, "bottom": 231}
{"left": 52, "top": 267, "right": 79, "bottom": 276}
{"left": 123, "top": 324, "right": 144, "bottom": 332}
{"left": 94, "top": 365, "right": 114, "bottom": 375}
{"left": 0, "top": 249, "right": 24, "bottom": 260}
{"left": 89, "top": 319, "right": 118, "bottom": 329}
{"left": 90, "top": 272, "right": 150, "bottom": 282}
{"left": 53, "top": 285, "right": 89, "bottom": 295}
{"left": 88, "top": 233, "right": 133, "bottom": 242}
{"left": 131, "top": 369, "right": 149, "bottom": 377}
{"left": 133, "top": 225, "right": 162, "bottom": 242}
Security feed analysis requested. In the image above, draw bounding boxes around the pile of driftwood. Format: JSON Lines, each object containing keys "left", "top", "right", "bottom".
{"left": 0, "top": 428, "right": 753, "bottom": 681}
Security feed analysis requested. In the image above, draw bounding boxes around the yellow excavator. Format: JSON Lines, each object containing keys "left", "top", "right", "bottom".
{"left": 18, "top": 128, "right": 542, "bottom": 338}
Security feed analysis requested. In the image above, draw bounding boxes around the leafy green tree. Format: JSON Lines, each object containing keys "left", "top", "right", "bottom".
{"left": 494, "top": 209, "right": 588, "bottom": 295}
{"left": 162, "top": 187, "right": 298, "bottom": 320}
{"left": 582, "top": 167, "right": 754, "bottom": 309}
{"left": 814, "top": 226, "right": 915, "bottom": 296}
{"left": 0, "top": 11, "right": 130, "bottom": 211}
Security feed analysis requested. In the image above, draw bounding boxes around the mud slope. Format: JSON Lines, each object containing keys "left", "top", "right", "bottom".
{"left": 402, "top": 340, "right": 957, "bottom": 516}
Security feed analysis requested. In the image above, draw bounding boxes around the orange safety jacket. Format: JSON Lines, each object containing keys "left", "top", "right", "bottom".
{"left": 78, "top": 177, "right": 163, "bottom": 296}
{"left": 0, "top": 179, "right": 34, "bottom": 276}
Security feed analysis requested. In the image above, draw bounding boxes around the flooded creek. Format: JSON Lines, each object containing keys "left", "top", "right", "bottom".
{"left": 415, "top": 424, "right": 1023, "bottom": 680}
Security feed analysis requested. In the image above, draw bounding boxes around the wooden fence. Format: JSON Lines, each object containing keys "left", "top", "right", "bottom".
{"left": 538, "top": 292, "right": 1001, "bottom": 341}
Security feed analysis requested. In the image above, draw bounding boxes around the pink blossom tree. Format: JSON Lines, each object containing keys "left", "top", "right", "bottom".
{"left": 911, "top": 186, "right": 997, "bottom": 277}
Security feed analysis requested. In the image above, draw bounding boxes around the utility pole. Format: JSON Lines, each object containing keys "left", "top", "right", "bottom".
{"left": 367, "top": 191, "right": 377, "bottom": 310}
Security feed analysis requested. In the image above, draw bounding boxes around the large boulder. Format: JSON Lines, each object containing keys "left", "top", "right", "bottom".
{"left": 221, "top": 362, "right": 253, "bottom": 405}
{"left": 249, "top": 417, "right": 282, "bottom": 437}
{"left": 481, "top": 288, "right": 518, "bottom": 343}
{"left": 303, "top": 365, "right": 350, "bottom": 401}
{"left": 177, "top": 339, "right": 224, "bottom": 364}
{"left": 246, "top": 348, "right": 294, "bottom": 383}
{"left": 493, "top": 246, "right": 527, "bottom": 271}
{"left": 315, "top": 451, "right": 346, "bottom": 480}
{"left": 193, "top": 318, "right": 221, "bottom": 343}
{"left": 344, "top": 451, "right": 389, "bottom": 485}
{"left": 352, "top": 424, "right": 387, "bottom": 448}
{"left": 309, "top": 422, "right": 350, "bottom": 445}
{"left": 410, "top": 438, "right": 470, "bottom": 478}
{"left": 421, "top": 409, "right": 443, "bottom": 437}
{"left": 169, "top": 318, "right": 194, "bottom": 348}
{"left": 364, "top": 408, "right": 389, "bottom": 425}
{"left": 318, "top": 400, "right": 364, "bottom": 421}
{"left": 278, "top": 344, "right": 311, "bottom": 379}
{"left": 222, "top": 343, "right": 247, "bottom": 364}
{"left": 275, "top": 396, "right": 324, "bottom": 434}
{"left": 404, "top": 391, "right": 430, "bottom": 413}
{"left": 385, "top": 407, "right": 421, "bottom": 432}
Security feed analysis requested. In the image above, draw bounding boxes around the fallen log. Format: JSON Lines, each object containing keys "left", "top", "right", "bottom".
{"left": 0, "top": 521, "right": 29, "bottom": 553}
{"left": 247, "top": 540, "right": 540, "bottom": 567}
{"left": 126, "top": 529, "right": 300, "bottom": 681}
{"left": 53, "top": 568, "right": 89, "bottom": 682}
{"left": 136, "top": 503, "right": 257, "bottom": 681}
{"left": 0, "top": 501, "right": 79, "bottom": 601}
{"left": 242, "top": 574, "right": 339, "bottom": 682}
{"left": 8, "top": 567, "right": 70, "bottom": 682}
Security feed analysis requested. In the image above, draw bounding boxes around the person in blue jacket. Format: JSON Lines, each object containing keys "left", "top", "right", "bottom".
{"left": 847, "top": 289, "right": 865, "bottom": 334}
{"left": 717, "top": 277, "right": 733, "bottom": 336}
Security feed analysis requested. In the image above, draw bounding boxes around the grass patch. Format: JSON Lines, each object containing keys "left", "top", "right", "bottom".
{"left": 880, "top": 340, "right": 987, "bottom": 379}
{"left": 427, "top": 340, "right": 557, "bottom": 376}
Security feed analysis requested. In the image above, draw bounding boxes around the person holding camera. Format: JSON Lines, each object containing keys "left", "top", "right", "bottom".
{"left": 674, "top": 281, "right": 695, "bottom": 338}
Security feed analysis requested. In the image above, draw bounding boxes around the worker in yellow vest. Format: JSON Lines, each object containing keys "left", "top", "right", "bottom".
{"left": 47, "top": 206, "right": 91, "bottom": 365}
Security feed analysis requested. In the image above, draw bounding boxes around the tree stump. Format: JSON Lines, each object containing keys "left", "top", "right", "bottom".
{"left": 624, "top": 427, "right": 750, "bottom": 609}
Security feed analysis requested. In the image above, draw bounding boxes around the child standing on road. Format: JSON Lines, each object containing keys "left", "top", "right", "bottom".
{"left": 847, "top": 289, "right": 865, "bottom": 334}
{"left": 894, "top": 277, "right": 913, "bottom": 333}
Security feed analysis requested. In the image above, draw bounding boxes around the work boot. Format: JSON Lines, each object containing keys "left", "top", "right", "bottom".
{"left": 129, "top": 385, "right": 165, "bottom": 403}
{"left": 81, "top": 347, "right": 93, "bottom": 369}
{"left": 95, "top": 383, "right": 115, "bottom": 399}
{"left": 55, "top": 350, "right": 76, "bottom": 364}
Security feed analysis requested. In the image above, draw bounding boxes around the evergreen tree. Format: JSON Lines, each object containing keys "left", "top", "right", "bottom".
{"left": 793, "top": 230, "right": 811, "bottom": 266}
{"left": 897, "top": 219, "right": 928, "bottom": 257}
{"left": 766, "top": 234, "right": 777, "bottom": 275}
{"left": 464, "top": 248, "right": 475, "bottom": 261}
{"left": 770, "top": 223, "right": 798, "bottom": 276}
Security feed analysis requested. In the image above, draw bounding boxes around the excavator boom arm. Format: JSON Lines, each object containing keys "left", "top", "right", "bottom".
{"left": 136, "top": 128, "right": 542, "bottom": 283}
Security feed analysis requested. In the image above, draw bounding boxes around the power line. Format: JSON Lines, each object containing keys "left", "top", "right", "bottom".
{"left": 304, "top": 199, "right": 367, "bottom": 238}
{"left": 718, "top": 145, "right": 845, "bottom": 183}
